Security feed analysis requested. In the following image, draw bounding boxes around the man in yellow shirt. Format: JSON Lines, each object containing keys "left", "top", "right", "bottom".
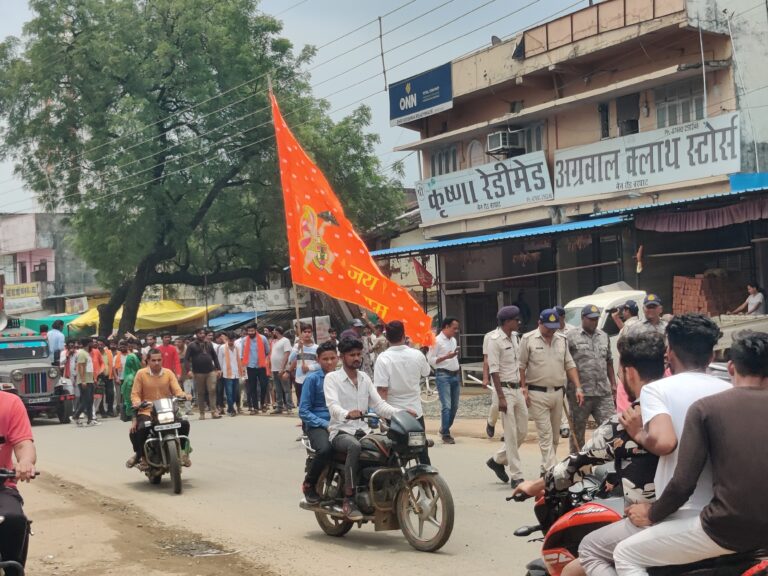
{"left": 127, "top": 349, "right": 192, "bottom": 469}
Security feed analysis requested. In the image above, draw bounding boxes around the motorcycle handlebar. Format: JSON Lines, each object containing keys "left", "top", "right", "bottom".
{"left": 506, "top": 492, "right": 532, "bottom": 502}
{"left": 0, "top": 468, "right": 40, "bottom": 479}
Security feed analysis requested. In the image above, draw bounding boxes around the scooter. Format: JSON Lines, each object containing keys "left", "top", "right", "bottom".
{"left": 0, "top": 468, "right": 36, "bottom": 576}
{"left": 512, "top": 475, "right": 768, "bottom": 576}
{"left": 300, "top": 412, "right": 454, "bottom": 552}
{"left": 135, "top": 398, "right": 188, "bottom": 494}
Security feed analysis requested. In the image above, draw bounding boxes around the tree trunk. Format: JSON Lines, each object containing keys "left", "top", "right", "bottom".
{"left": 97, "top": 282, "right": 130, "bottom": 338}
{"left": 117, "top": 258, "right": 154, "bottom": 335}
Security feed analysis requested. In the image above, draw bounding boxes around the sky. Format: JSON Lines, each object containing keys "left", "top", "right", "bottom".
{"left": 0, "top": 0, "right": 589, "bottom": 213}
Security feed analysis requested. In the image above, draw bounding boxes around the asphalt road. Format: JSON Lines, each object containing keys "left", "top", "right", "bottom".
{"left": 31, "top": 414, "right": 549, "bottom": 576}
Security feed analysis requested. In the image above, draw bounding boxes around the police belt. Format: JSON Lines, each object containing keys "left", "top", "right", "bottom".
{"left": 500, "top": 381, "right": 521, "bottom": 389}
{"left": 527, "top": 384, "right": 564, "bottom": 393}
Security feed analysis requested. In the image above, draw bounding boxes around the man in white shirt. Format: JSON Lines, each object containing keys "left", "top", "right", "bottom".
{"left": 325, "top": 338, "right": 400, "bottom": 521}
{"left": 374, "top": 320, "right": 431, "bottom": 463}
{"left": 269, "top": 326, "right": 294, "bottom": 413}
{"left": 579, "top": 314, "right": 729, "bottom": 576}
{"left": 217, "top": 332, "right": 242, "bottom": 416}
{"left": 427, "top": 317, "right": 461, "bottom": 444}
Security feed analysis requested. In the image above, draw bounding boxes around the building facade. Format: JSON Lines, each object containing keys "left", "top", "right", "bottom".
{"left": 374, "top": 0, "right": 768, "bottom": 358}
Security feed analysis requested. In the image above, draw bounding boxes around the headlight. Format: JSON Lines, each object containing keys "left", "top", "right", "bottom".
{"left": 11, "top": 369, "right": 23, "bottom": 382}
{"left": 157, "top": 411, "right": 175, "bottom": 424}
{"left": 48, "top": 367, "right": 60, "bottom": 379}
{"left": 408, "top": 432, "right": 426, "bottom": 447}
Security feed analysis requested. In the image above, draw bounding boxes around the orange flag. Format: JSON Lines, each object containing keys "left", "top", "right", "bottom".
{"left": 270, "top": 93, "right": 434, "bottom": 345}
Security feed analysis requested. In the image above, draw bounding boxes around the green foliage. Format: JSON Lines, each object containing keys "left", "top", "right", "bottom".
{"left": 0, "top": 0, "right": 403, "bottom": 294}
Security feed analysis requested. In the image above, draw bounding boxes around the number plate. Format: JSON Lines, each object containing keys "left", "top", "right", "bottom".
{"left": 154, "top": 422, "right": 181, "bottom": 431}
{"left": 26, "top": 396, "right": 51, "bottom": 404}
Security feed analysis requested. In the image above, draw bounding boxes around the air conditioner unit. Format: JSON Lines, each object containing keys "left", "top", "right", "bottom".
{"left": 487, "top": 130, "right": 524, "bottom": 154}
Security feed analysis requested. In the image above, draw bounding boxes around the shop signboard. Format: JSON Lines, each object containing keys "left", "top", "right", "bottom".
{"left": 3, "top": 282, "right": 43, "bottom": 314}
{"left": 554, "top": 112, "right": 740, "bottom": 199}
{"left": 415, "top": 151, "right": 554, "bottom": 225}
{"left": 389, "top": 63, "right": 453, "bottom": 126}
{"left": 65, "top": 296, "right": 89, "bottom": 314}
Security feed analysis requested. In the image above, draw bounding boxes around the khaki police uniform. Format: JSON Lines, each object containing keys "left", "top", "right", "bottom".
{"left": 627, "top": 318, "right": 667, "bottom": 338}
{"left": 520, "top": 329, "right": 576, "bottom": 472}
{"left": 486, "top": 327, "right": 528, "bottom": 480}
{"left": 566, "top": 327, "right": 615, "bottom": 449}
{"left": 482, "top": 329, "right": 499, "bottom": 428}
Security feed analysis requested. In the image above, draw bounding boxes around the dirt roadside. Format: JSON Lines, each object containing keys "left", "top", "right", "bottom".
{"left": 20, "top": 474, "right": 275, "bottom": 576}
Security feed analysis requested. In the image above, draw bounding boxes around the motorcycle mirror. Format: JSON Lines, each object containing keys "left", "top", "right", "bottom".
{"left": 513, "top": 525, "right": 541, "bottom": 537}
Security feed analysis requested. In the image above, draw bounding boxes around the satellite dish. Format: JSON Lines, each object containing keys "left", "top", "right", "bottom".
{"left": 0, "top": 311, "right": 7, "bottom": 332}
{"left": 491, "top": 35, "right": 502, "bottom": 46}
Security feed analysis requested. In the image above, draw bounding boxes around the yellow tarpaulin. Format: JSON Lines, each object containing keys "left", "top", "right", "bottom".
{"left": 68, "top": 300, "right": 219, "bottom": 330}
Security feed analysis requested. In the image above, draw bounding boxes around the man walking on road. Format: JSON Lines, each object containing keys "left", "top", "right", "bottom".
{"left": 270, "top": 326, "right": 294, "bottom": 413}
{"left": 158, "top": 333, "right": 182, "bottom": 380}
{"left": 241, "top": 324, "right": 271, "bottom": 414}
{"left": 484, "top": 306, "right": 528, "bottom": 489}
{"left": 73, "top": 338, "right": 97, "bottom": 426}
{"left": 566, "top": 304, "right": 616, "bottom": 450}
{"left": 482, "top": 327, "right": 500, "bottom": 438}
{"left": 375, "top": 320, "right": 432, "bottom": 463}
{"left": 184, "top": 328, "right": 221, "bottom": 420}
{"left": 520, "top": 309, "right": 582, "bottom": 473}
{"left": 428, "top": 317, "right": 461, "bottom": 444}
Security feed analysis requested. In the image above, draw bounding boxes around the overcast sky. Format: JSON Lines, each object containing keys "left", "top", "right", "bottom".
{"left": 0, "top": 0, "right": 587, "bottom": 213}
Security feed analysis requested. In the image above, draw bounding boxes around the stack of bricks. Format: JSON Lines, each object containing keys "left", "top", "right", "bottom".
{"left": 672, "top": 275, "right": 744, "bottom": 316}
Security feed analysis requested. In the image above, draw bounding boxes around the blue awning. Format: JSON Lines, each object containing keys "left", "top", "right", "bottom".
{"left": 370, "top": 216, "right": 629, "bottom": 258}
{"left": 592, "top": 172, "right": 768, "bottom": 218}
{"left": 208, "top": 312, "right": 258, "bottom": 331}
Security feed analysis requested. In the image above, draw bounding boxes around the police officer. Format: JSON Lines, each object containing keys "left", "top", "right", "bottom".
{"left": 566, "top": 304, "right": 617, "bottom": 450}
{"left": 520, "top": 309, "right": 582, "bottom": 474}
{"left": 628, "top": 294, "right": 667, "bottom": 337}
{"left": 615, "top": 299, "right": 641, "bottom": 336}
{"left": 485, "top": 306, "right": 528, "bottom": 488}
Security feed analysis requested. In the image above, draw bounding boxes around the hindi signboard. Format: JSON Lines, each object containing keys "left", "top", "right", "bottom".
{"left": 65, "top": 296, "right": 89, "bottom": 314}
{"left": 3, "top": 282, "right": 43, "bottom": 314}
{"left": 415, "top": 151, "right": 554, "bottom": 225}
{"left": 389, "top": 63, "right": 453, "bottom": 127}
{"left": 554, "top": 113, "right": 740, "bottom": 199}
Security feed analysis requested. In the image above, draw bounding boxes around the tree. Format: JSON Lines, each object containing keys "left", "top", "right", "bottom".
{"left": 0, "top": 0, "right": 403, "bottom": 335}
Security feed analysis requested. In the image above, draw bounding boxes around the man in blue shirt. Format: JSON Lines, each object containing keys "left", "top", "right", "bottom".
{"left": 299, "top": 341, "right": 339, "bottom": 504}
{"left": 47, "top": 319, "right": 66, "bottom": 366}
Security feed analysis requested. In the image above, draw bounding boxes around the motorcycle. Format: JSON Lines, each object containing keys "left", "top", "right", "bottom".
{"left": 300, "top": 411, "right": 454, "bottom": 552}
{"left": 135, "top": 398, "right": 188, "bottom": 495}
{"left": 511, "top": 475, "right": 768, "bottom": 576}
{"left": 0, "top": 468, "right": 36, "bottom": 576}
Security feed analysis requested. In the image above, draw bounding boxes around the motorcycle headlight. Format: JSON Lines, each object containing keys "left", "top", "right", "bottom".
{"left": 157, "top": 411, "right": 175, "bottom": 424}
{"left": 408, "top": 432, "right": 426, "bottom": 447}
{"left": 11, "top": 369, "right": 23, "bottom": 382}
{"left": 48, "top": 367, "right": 60, "bottom": 379}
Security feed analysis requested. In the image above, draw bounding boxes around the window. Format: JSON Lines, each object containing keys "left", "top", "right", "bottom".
{"left": 598, "top": 103, "right": 610, "bottom": 139}
{"left": 430, "top": 145, "right": 458, "bottom": 176}
{"left": 655, "top": 79, "right": 705, "bottom": 129}
{"left": 617, "top": 93, "right": 640, "bottom": 136}
{"left": 467, "top": 140, "right": 485, "bottom": 167}
{"left": 19, "top": 262, "right": 27, "bottom": 284}
{"left": 32, "top": 260, "right": 47, "bottom": 282}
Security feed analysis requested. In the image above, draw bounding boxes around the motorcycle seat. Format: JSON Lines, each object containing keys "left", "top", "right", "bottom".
{"left": 647, "top": 549, "right": 767, "bottom": 576}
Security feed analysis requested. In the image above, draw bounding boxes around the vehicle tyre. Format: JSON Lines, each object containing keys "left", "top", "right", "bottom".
{"left": 314, "top": 469, "right": 353, "bottom": 537}
{"left": 57, "top": 398, "right": 72, "bottom": 424}
{"left": 166, "top": 441, "right": 183, "bottom": 495}
{"left": 396, "top": 473, "right": 454, "bottom": 552}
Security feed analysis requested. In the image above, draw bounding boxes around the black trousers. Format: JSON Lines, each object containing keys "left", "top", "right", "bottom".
{"left": 0, "top": 487, "right": 27, "bottom": 565}
{"left": 305, "top": 427, "right": 333, "bottom": 485}
{"left": 129, "top": 415, "right": 190, "bottom": 460}
{"left": 100, "top": 376, "right": 115, "bottom": 414}
{"left": 73, "top": 382, "right": 94, "bottom": 421}
{"left": 246, "top": 367, "right": 269, "bottom": 410}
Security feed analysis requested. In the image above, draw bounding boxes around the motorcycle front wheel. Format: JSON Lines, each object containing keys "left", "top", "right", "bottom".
{"left": 314, "top": 469, "right": 353, "bottom": 537}
{"left": 396, "top": 473, "right": 454, "bottom": 552}
{"left": 165, "top": 441, "right": 182, "bottom": 495}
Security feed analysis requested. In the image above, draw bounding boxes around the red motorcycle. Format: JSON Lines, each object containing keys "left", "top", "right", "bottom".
{"left": 512, "top": 475, "right": 768, "bottom": 576}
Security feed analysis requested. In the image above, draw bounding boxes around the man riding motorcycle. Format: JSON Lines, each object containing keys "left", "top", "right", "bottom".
{"left": 512, "top": 332, "right": 666, "bottom": 576}
{"left": 324, "top": 337, "right": 410, "bottom": 522}
{"left": 126, "top": 349, "right": 192, "bottom": 470}
{"left": 0, "top": 383, "right": 37, "bottom": 567}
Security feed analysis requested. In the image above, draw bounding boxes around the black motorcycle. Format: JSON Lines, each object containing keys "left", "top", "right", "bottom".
{"left": 134, "top": 398, "right": 188, "bottom": 494}
{"left": 300, "top": 411, "right": 454, "bottom": 553}
{"left": 0, "top": 468, "right": 35, "bottom": 576}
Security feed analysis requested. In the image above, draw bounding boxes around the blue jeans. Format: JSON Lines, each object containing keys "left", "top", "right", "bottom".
{"left": 222, "top": 378, "right": 239, "bottom": 414}
{"left": 436, "top": 371, "right": 461, "bottom": 435}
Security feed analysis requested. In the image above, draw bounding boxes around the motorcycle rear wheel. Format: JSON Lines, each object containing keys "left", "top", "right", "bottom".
{"left": 314, "top": 469, "right": 353, "bottom": 537}
{"left": 396, "top": 473, "right": 454, "bottom": 552}
{"left": 166, "top": 442, "right": 182, "bottom": 495}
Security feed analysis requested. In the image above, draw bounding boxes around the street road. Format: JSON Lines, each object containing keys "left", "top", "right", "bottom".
{"left": 31, "top": 415, "right": 548, "bottom": 576}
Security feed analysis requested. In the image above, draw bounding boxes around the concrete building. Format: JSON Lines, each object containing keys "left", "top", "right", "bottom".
{"left": 0, "top": 213, "right": 102, "bottom": 315}
{"left": 373, "top": 0, "right": 768, "bottom": 358}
